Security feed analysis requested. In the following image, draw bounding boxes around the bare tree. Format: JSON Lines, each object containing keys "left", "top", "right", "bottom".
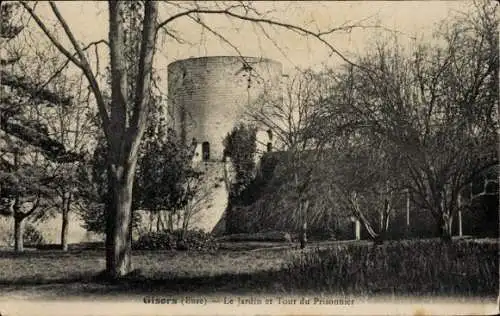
{"left": 246, "top": 70, "right": 330, "bottom": 150}
{"left": 178, "top": 170, "right": 213, "bottom": 236}
{"left": 245, "top": 70, "right": 334, "bottom": 247}
{"left": 44, "top": 81, "right": 97, "bottom": 251}
{"left": 323, "top": 134, "right": 406, "bottom": 243}
{"left": 320, "top": 1, "right": 498, "bottom": 241}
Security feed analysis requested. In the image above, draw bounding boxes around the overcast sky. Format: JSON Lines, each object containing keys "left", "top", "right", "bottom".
{"left": 19, "top": 1, "right": 469, "bottom": 83}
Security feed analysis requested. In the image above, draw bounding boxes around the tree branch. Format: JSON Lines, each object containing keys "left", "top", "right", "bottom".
{"left": 107, "top": 1, "right": 129, "bottom": 146}
{"left": 20, "top": 1, "right": 111, "bottom": 140}
{"left": 156, "top": 6, "right": 362, "bottom": 67}
{"left": 19, "top": 1, "right": 83, "bottom": 68}
{"left": 37, "top": 39, "right": 109, "bottom": 94}
{"left": 127, "top": 1, "right": 159, "bottom": 160}
{"left": 0, "top": 70, "right": 72, "bottom": 105}
{"left": 47, "top": 1, "right": 111, "bottom": 139}
{"left": 187, "top": 13, "right": 245, "bottom": 60}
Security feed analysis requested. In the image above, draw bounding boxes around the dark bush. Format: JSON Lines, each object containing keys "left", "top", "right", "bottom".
{"left": 179, "top": 229, "right": 220, "bottom": 251}
{"left": 132, "top": 231, "right": 177, "bottom": 250}
{"left": 22, "top": 223, "right": 45, "bottom": 247}
{"left": 132, "top": 229, "right": 219, "bottom": 252}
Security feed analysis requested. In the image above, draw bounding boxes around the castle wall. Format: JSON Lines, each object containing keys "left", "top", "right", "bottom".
{"left": 0, "top": 214, "right": 102, "bottom": 247}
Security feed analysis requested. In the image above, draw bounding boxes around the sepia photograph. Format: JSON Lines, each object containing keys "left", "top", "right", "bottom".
{"left": 0, "top": 1, "right": 498, "bottom": 315}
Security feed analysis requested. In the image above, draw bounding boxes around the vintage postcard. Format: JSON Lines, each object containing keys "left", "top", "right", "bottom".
{"left": 0, "top": 1, "right": 498, "bottom": 315}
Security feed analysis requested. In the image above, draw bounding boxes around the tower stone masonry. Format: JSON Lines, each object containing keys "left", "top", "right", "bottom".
{"left": 167, "top": 56, "right": 283, "bottom": 232}
{"left": 168, "top": 56, "right": 283, "bottom": 162}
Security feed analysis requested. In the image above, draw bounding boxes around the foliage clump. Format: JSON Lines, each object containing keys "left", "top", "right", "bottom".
{"left": 5, "top": 223, "right": 46, "bottom": 247}
{"left": 132, "top": 229, "right": 219, "bottom": 252}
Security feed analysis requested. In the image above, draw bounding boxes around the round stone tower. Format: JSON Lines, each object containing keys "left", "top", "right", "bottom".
{"left": 167, "top": 56, "right": 283, "bottom": 161}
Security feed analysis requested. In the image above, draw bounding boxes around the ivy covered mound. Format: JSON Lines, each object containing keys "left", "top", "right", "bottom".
{"left": 132, "top": 229, "right": 219, "bottom": 252}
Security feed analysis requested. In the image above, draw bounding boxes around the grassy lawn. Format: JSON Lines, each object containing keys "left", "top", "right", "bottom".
{"left": 0, "top": 238, "right": 497, "bottom": 300}
{"left": 0, "top": 245, "right": 295, "bottom": 299}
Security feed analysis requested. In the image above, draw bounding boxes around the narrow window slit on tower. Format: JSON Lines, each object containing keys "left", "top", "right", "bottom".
{"left": 267, "top": 129, "right": 273, "bottom": 140}
{"left": 202, "top": 141, "right": 210, "bottom": 161}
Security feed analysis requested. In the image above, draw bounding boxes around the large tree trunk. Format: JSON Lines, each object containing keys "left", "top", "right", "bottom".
{"left": 14, "top": 215, "right": 24, "bottom": 252}
{"left": 103, "top": 1, "right": 158, "bottom": 280}
{"left": 105, "top": 165, "right": 135, "bottom": 278}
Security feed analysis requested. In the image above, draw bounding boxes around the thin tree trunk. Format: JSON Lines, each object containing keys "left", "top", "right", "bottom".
{"left": 168, "top": 212, "right": 174, "bottom": 231}
{"left": 384, "top": 210, "right": 390, "bottom": 233}
{"left": 182, "top": 206, "right": 191, "bottom": 239}
{"left": 354, "top": 220, "right": 361, "bottom": 240}
{"left": 378, "top": 201, "right": 391, "bottom": 243}
{"left": 177, "top": 212, "right": 181, "bottom": 231}
{"left": 457, "top": 194, "right": 463, "bottom": 237}
{"left": 13, "top": 154, "right": 24, "bottom": 252}
{"left": 380, "top": 211, "right": 384, "bottom": 232}
{"left": 149, "top": 212, "right": 154, "bottom": 232}
{"left": 406, "top": 189, "right": 411, "bottom": 237}
{"left": 156, "top": 213, "right": 162, "bottom": 232}
{"left": 14, "top": 215, "right": 24, "bottom": 252}
{"left": 458, "top": 209, "right": 463, "bottom": 237}
{"left": 350, "top": 193, "right": 379, "bottom": 241}
{"left": 439, "top": 213, "right": 453, "bottom": 242}
{"left": 447, "top": 213, "right": 453, "bottom": 238}
{"left": 300, "top": 221, "right": 307, "bottom": 249}
{"left": 161, "top": 212, "right": 166, "bottom": 231}
{"left": 406, "top": 189, "right": 410, "bottom": 226}
{"left": 299, "top": 200, "right": 309, "bottom": 249}
{"left": 61, "top": 203, "right": 69, "bottom": 251}
{"left": 61, "top": 194, "right": 70, "bottom": 251}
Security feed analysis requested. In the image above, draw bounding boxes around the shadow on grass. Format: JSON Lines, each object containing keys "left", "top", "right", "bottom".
{"left": 1, "top": 266, "right": 497, "bottom": 300}
{"left": 0, "top": 249, "right": 104, "bottom": 259}
{"left": 0, "top": 269, "right": 283, "bottom": 298}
